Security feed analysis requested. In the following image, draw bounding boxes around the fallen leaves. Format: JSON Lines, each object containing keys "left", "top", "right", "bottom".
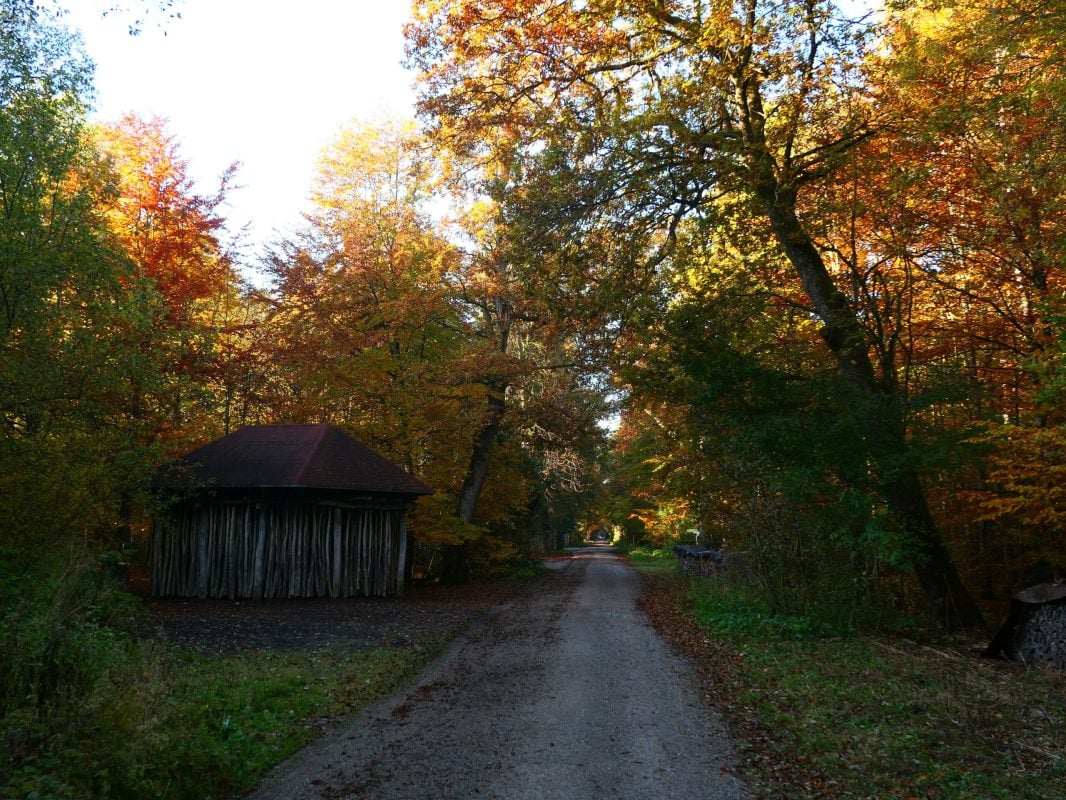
{"left": 637, "top": 573, "right": 835, "bottom": 799}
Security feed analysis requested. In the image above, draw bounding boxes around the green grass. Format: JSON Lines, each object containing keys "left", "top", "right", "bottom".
{"left": 3, "top": 641, "right": 440, "bottom": 799}
{"left": 3, "top": 547, "right": 537, "bottom": 799}
{"left": 739, "top": 649, "right": 1061, "bottom": 794}
{"left": 621, "top": 545, "right": 681, "bottom": 576}
{"left": 151, "top": 644, "right": 435, "bottom": 797}
{"left": 693, "top": 582, "right": 1066, "bottom": 799}
{"left": 628, "top": 554, "right": 1066, "bottom": 800}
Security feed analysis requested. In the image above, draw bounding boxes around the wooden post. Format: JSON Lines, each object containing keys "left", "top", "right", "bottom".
{"left": 396, "top": 510, "right": 407, "bottom": 594}
{"left": 332, "top": 507, "right": 343, "bottom": 597}
{"left": 196, "top": 508, "right": 209, "bottom": 598}
{"left": 254, "top": 504, "right": 266, "bottom": 599}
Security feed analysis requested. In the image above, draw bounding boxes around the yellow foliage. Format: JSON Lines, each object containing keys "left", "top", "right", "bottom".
{"left": 408, "top": 492, "right": 485, "bottom": 547}
{"left": 469, "top": 535, "right": 521, "bottom": 576}
{"left": 971, "top": 424, "right": 1066, "bottom": 531}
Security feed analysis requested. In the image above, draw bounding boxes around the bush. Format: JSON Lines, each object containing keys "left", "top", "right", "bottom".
{"left": 0, "top": 553, "right": 141, "bottom": 720}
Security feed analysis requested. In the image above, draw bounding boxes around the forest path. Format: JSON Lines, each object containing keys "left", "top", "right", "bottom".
{"left": 248, "top": 548, "right": 749, "bottom": 800}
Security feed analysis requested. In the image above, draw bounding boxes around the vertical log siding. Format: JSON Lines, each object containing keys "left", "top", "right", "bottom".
{"left": 150, "top": 500, "right": 406, "bottom": 598}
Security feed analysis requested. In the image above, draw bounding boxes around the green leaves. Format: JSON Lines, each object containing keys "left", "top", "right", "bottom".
{"left": 0, "top": 5, "right": 167, "bottom": 551}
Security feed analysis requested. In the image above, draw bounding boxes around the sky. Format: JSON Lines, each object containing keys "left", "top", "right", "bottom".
{"left": 64, "top": 0, "right": 417, "bottom": 268}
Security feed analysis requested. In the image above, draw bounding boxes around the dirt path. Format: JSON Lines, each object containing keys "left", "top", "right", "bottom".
{"left": 248, "top": 548, "right": 750, "bottom": 799}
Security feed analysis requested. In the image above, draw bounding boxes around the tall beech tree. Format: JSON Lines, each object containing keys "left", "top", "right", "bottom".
{"left": 94, "top": 114, "right": 237, "bottom": 327}
{"left": 408, "top": 0, "right": 982, "bottom": 625}
{"left": 438, "top": 153, "right": 611, "bottom": 577}
{"left": 439, "top": 209, "right": 517, "bottom": 581}
{"left": 264, "top": 118, "right": 606, "bottom": 578}
{"left": 436, "top": 184, "right": 553, "bottom": 578}
{"left": 92, "top": 113, "right": 244, "bottom": 465}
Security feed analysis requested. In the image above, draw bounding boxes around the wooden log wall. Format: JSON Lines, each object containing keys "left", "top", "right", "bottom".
{"left": 150, "top": 501, "right": 405, "bottom": 598}
{"left": 673, "top": 545, "right": 749, "bottom": 580}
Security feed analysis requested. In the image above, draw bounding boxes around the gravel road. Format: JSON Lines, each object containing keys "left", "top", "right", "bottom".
{"left": 249, "top": 547, "right": 750, "bottom": 800}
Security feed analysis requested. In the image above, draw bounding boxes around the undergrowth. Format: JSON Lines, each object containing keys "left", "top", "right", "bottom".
{"left": 0, "top": 553, "right": 439, "bottom": 799}
{"left": 629, "top": 549, "right": 1066, "bottom": 799}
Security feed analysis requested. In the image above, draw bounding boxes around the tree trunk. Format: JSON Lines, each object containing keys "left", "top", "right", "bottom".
{"left": 440, "top": 380, "right": 507, "bottom": 584}
{"left": 887, "top": 469, "right": 982, "bottom": 628}
{"left": 456, "top": 380, "right": 507, "bottom": 523}
{"left": 750, "top": 156, "right": 981, "bottom": 628}
{"left": 441, "top": 296, "right": 513, "bottom": 584}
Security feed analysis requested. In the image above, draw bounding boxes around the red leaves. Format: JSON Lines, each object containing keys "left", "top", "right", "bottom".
{"left": 94, "top": 113, "right": 237, "bottom": 326}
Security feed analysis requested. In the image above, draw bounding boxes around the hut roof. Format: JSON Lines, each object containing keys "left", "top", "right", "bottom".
{"left": 154, "top": 424, "right": 433, "bottom": 496}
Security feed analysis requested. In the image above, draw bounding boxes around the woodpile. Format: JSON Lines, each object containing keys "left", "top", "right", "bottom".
{"left": 673, "top": 545, "right": 747, "bottom": 579}
{"left": 986, "top": 583, "right": 1066, "bottom": 671}
{"left": 150, "top": 501, "right": 406, "bottom": 598}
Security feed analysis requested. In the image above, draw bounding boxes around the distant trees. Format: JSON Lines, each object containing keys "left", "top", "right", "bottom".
{"left": 259, "top": 119, "right": 604, "bottom": 575}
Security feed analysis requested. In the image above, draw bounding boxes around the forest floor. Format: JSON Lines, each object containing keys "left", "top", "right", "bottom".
{"left": 247, "top": 546, "right": 750, "bottom": 800}
{"left": 142, "top": 579, "right": 518, "bottom": 654}
{"left": 633, "top": 552, "right": 1066, "bottom": 800}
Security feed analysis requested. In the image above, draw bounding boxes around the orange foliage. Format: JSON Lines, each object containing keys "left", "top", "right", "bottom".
{"left": 90, "top": 114, "right": 244, "bottom": 451}
{"left": 94, "top": 114, "right": 237, "bottom": 325}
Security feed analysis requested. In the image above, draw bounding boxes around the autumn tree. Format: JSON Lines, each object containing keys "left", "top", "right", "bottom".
{"left": 408, "top": 0, "right": 986, "bottom": 624}
{"left": 262, "top": 118, "right": 607, "bottom": 577}
{"left": 430, "top": 124, "right": 623, "bottom": 575}
{"left": 867, "top": 1, "right": 1066, "bottom": 591}
{"left": 0, "top": 3, "right": 165, "bottom": 551}
{"left": 85, "top": 112, "right": 249, "bottom": 556}
{"left": 94, "top": 114, "right": 236, "bottom": 324}
{"left": 260, "top": 119, "right": 486, "bottom": 569}
{"left": 92, "top": 114, "right": 242, "bottom": 440}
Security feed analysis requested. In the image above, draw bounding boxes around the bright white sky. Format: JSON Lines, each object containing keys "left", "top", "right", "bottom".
{"left": 64, "top": 1, "right": 416, "bottom": 270}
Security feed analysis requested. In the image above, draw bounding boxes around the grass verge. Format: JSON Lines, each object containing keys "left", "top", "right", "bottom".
{"left": 629, "top": 550, "right": 1066, "bottom": 800}
{"left": 3, "top": 638, "right": 443, "bottom": 800}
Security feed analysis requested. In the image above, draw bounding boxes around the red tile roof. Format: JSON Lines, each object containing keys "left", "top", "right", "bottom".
{"left": 154, "top": 424, "right": 433, "bottom": 496}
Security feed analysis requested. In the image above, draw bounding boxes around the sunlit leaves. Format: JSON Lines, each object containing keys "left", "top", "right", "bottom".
{"left": 262, "top": 118, "right": 472, "bottom": 490}
{"left": 0, "top": 6, "right": 166, "bottom": 547}
{"left": 93, "top": 114, "right": 237, "bottom": 324}
{"left": 862, "top": 0, "right": 1066, "bottom": 588}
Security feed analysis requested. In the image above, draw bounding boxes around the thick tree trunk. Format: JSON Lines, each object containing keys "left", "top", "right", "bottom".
{"left": 441, "top": 380, "right": 507, "bottom": 584}
{"left": 750, "top": 158, "right": 981, "bottom": 628}
{"left": 887, "top": 469, "right": 982, "bottom": 628}
{"left": 441, "top": 296, "right": 513, "bottom": 584}
{"left": 456, "top": 381, "right": 507, "bottom": 524}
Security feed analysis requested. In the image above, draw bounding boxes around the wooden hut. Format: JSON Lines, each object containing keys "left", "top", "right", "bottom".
{"left": 150, "top": 424, "right": 432, "bottom": 599}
